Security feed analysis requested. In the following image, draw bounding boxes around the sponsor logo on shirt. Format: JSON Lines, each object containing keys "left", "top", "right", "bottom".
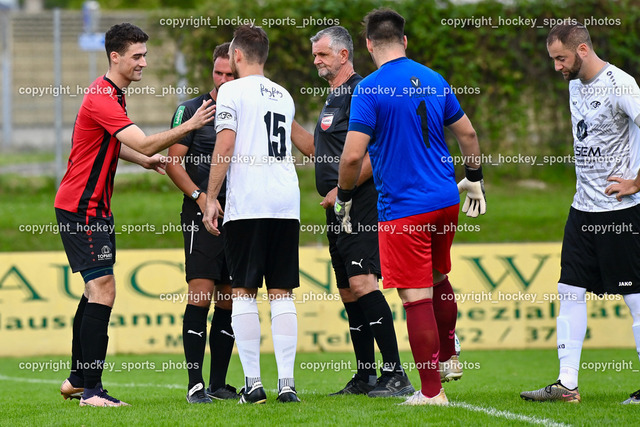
{"left": 260, "top": 84, "right": 283, "bottom": 99}
{"left": 173, "top": 105, "right": 185, "bottom": 128}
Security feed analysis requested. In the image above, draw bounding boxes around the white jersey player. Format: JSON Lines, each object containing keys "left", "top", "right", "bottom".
{"left": 521, "top": 23, "right": 640, "bottom": 405}
{"left": 202, "top": 25, "right": 301, "bottom": 405}
{"left": 215, "top": 74, "right": 299, "bottom": 223}
{"left": 569, "top": 64, "right": 640, "bottom": 212}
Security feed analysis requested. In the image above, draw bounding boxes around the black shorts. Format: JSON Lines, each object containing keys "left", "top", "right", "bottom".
{"left": 559, "top": 205, "right": 640, "bottom": 295}
{"left": 55, "top": 208, "right": 116, "bottom": 273}
{"left": 326, "top": 181, "right": 381, "bottom": 289}
{"left": 180, "top": 198, "right": 230, "bottom": 284}
{"left": 223, "top": 218, "right": 300, "bottom": 289}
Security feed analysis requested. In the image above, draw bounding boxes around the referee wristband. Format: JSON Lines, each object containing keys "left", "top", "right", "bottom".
{"left": 337, "top": 185, "right": 356, "bottom": 202}
{"left": 464, "top": 165, "right": 483, "bottom": 182}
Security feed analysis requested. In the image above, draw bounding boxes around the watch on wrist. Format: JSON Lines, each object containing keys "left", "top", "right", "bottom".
{"left": 191, "top": 189, "right": 204, "bottom": 200}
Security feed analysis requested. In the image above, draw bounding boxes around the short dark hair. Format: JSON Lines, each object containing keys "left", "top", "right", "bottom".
{"left": 310, "top": 26, "right": 354, "bottom": 62}
{"left": 105, "top": 23, "right": 148, "bottom": 62}
{"left": 213, "top": 42, "right": 231, "bottom": 63}
{"left": 364, "top": 8, "right": 405, "bottom": 46}
{"left": 231, "top": 26, "right": 269, "bottom": 64}
{"left": 547, "top": 23, "right": 592, "bottom": 51}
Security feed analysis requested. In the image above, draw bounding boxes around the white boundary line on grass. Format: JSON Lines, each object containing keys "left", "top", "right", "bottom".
{"left": 453, "top": 402, "right": 571, "bottom": 427}
{"left": 0, "top": 374, "right": 570, "bottom": 426}
{"left": 0, "top": 374, "right": 184, "bottom": 389}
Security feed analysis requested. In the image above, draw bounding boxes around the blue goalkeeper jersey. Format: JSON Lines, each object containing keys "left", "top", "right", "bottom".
{"left": 349, "top": 57, "right": 464, "bottom": 222}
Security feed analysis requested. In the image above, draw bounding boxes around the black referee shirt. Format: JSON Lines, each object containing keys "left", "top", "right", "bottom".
{"left": 171, "top": 92, "right": 226, "bottom": 200}
{"left": 313, "top": 74, "right": 363, "bottom": 197}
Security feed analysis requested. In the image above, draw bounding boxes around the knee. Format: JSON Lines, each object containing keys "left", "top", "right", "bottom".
{"left": 557, "top": 283, "right": 586, "bottom": 302}
{"left": 339, "top": 287, "right": 357, "bottom": 303}
{"left": 624, "top": 294, "right": 640, "bottom": 322}
{"left": 214, "top": 298, "right": 232, "bottom": 310}
{"left": 85, "top": 275, "right": 116, "bottom": 307}
{"left": 433, "top": 269, "right": 446, "bottom": 284}
{"left": 349, "top": 275, "right": 379, "bottom": 299}
{"left": 213, "top": 284, "right": 232, "bottom": 310}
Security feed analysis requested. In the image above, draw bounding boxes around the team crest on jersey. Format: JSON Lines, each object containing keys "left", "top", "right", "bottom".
{"left": 590, "top": 100, "right": 601, "bottom": 109}
{"left": 410, "top": 76, "right": 421, "bottom": 88}
{"left": 576, "top": 119, "right": 588, "bottom": 141}
{"left": 320, "top": 113, "right": 334, "bottom": 131}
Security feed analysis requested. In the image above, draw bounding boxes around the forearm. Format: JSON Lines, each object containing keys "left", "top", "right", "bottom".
{"left": 205, "top": 132, "right": 235, "bottom": 203}
{"left": 291, "top": 120, "right": 315, "bottom": 157}
{"left": 166, "top": 162, "right": 199, "bottom": 197}
{"left": 338, "top": 154, "right": 363, "bottom": 190}
{"left": 448, "top": 114, "right": 481, "bottom": 169}
{"left": 139, "top": 124, "right": 196, "bottom": 156}
{"left": 458, "top": 133, "right": 481, "bottom": 169}
{"left": 338, "top": 131, "right": 369, "bottom": 190}
{"left": 355, "top": 152, "right": 373, "bottom": 186}
{"left": 206, "top": 158, "right": 229, "bottom": 203}
{"left": 117, "top": 121, "right": 197, "bottom": 157}
{"left": 119, "top": 144, "right": 150, "bottom": 168}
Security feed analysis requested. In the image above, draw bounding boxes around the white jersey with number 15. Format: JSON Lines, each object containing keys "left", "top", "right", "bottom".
{"left": 215, "top": 75, "right": 300, "bottom": 223}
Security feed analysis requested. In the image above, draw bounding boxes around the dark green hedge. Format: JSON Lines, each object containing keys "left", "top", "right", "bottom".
{"left": 149, "top": 0, "right": 640, "bottom": 179}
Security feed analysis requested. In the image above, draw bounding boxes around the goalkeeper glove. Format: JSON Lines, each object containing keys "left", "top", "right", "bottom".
{"left": 457, "top": 165, "right": 486, "bottom": 218}
{"left": 334, "top": 186, "right": 354, "bottom": 234}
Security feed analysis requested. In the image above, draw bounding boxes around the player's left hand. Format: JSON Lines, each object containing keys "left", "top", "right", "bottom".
{"left": 146, "top": 154, "right": 167, "bottom": 175}
{"left": 202, "top": 201, "right": 220, "bottom": 236}
{"left": 320, "top": 187, "right": 338, "bottom": 209}
{"left": 605, "top": 176, "right": 640, "bottom": 201}
{"left": 458, "top": 178, "right": 486, "bottom": 217}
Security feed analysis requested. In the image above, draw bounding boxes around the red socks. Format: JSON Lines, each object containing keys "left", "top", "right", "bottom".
{"left": 432, "top": 277, "right": 458, "bottom": 362}
{"left": 403, "top": 298, "right": 441, "bottom": 398}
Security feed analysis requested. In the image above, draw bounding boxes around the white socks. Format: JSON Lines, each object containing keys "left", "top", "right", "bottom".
{"left": 231, "top": 295, "right": 298, "bottom": 390}
{"left": 623, "top": 293, "right": 640, "bottom": 364}
{"left": 556, "top": 283, "right": 587, "bottom": 390}
{"left": 271, "top": 296, "right": 298, "bottom": 388}
{"left": 231, "top": 296, "right": 261, "bottom": 383}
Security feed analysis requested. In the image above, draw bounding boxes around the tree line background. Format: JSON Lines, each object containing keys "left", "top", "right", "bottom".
{"left": 45, "top": 0, "right": 640, "bottom": 180}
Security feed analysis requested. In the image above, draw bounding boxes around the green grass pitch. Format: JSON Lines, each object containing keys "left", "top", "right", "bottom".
{"left": 0, "top": 349, "right": 638, "bottom": 425}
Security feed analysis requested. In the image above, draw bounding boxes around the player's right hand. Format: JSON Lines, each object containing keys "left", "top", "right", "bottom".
{"left": 458, "top": 178, "right": 486, "bottom": 218}
{"left": 189, "top": 99, "right": 216, "bottom": 130}
{"left": 320, "top": 187, "right": 338, "bottom": 209}
{"left": 334, "top": 186, "right": 354, "bottom": 234}
{"left": 202, "top": 199, "right": 220, "bottom": 236}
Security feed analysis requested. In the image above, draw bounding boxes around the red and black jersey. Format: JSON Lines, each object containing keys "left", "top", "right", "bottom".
{"left": 54, "top": 76, "right": 134, "bottom": 219}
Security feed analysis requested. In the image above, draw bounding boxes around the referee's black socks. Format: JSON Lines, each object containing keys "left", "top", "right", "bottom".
{"left": 183, "top": 304, "right": 209, "bottom": 389}
{"left": 344, "top": 301, "right": 376, "bottom": 382}
{"left": 209, "top": 307, "right": 234, "bottom": 390}
{"left": 357, "top": 290, "right": 403, "bottom": 373}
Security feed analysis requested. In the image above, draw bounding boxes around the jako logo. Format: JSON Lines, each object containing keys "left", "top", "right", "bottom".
{"left": 619, "top": 281, "right": 633, "bottom": 287}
